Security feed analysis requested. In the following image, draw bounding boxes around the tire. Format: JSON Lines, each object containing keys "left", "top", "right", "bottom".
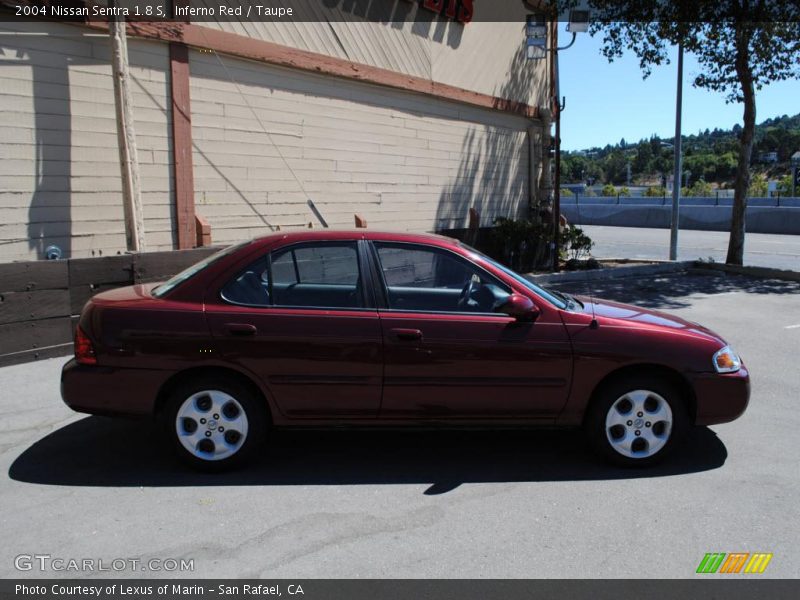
{"left": 584, "top": 375, "right": 689, "bottom": 467}
{"left": 162, "top": 376, "right": 267, "bottom": 471}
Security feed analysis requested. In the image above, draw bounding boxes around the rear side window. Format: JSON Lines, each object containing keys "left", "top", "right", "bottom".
{"left": 221, "top": 242, "right": 364, "bottom": 309}
{"left": 272, "top": 245, "right": 359, "bottom": 286}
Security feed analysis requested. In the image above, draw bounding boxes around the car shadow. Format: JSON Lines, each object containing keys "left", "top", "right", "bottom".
{"left": 8, "top": 416, "right": 727, "bottom": 494}
{"left": 551, "top": 270, "right": 800, "bottom": 310}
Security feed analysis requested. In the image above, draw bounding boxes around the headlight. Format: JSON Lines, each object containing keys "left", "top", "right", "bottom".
{"left": 713, "top": 345, "right": 741, "bottom": 373}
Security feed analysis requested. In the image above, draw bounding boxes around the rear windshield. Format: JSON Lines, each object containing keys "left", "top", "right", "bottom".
{"left": 151, "top": 241, "right": 250, "bottom": 298}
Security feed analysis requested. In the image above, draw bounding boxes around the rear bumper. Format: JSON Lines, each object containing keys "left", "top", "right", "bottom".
{"left": 691, "top": 367, "right": 750, "bottom": 426}
{"left": 60, "top": 359, "right": 166, "bottom": 418}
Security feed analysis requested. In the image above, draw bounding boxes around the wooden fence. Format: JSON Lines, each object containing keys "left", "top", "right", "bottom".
{"left": 0, "top": 248, "right": 217, "bottom": 368}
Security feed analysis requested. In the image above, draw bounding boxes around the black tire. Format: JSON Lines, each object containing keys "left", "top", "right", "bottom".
{"left": 161, "top": 376, "right": 268, "bottom": 471}
{"left": 584, "top": 375, "right": 689, "bottom": 467}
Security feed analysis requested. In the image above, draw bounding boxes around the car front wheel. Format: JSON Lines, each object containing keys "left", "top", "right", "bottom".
{"left": 163, "top": 378, "right": 266, "bottom": 471}
{"left": 585, "top": 376, "right": 688, "bottom": 467}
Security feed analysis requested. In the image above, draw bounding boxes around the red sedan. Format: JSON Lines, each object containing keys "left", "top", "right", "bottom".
{"left": 61, "top": 230, "right": 749, "bottom": 470}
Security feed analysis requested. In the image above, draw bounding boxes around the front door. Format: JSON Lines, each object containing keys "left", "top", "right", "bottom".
{"left": 205, "top": 241, "right": 382, "bottom": 419}
{"left": 370, "top": 242, "right": 572, "bottom": 420}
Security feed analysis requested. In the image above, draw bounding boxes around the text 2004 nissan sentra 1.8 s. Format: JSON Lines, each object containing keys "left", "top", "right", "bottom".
{"left": 60, "top": 230, "right": 749, "bottom": 470}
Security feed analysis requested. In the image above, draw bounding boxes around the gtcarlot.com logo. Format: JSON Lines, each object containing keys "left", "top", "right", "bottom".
{"left": 696, "top": 552, "right": 773, "bottom": 574}
{"left": 14, "top": 554, "right": 194, "bottom": 573}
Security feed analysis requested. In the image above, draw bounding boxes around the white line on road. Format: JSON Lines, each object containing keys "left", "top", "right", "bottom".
{"left": 785, "top": 324, "right": 800, "bottom": 330}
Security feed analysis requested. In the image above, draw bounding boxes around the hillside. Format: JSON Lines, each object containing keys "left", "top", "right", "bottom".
{"left": 562, "top": 113, "right": 800, "bottom": 191}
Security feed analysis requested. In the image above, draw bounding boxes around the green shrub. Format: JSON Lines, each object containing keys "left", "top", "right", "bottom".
{"left": 601, "top": 183, "right": 617, "bottom": 196}
{"left": 560, "top": 224, "right": 594, "bottom": 261}
{"left": 489, "top": 217, "right": 551, "bottom": 272}
{"left": 645, "top": 186, "right": 666, "bottom": 197}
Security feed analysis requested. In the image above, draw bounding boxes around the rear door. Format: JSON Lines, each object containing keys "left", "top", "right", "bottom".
{"left": 370, "top": 241, "right": 572, "bottom": 420}
{"left": 205, "top": 240, "right": 382, "bottom": 420}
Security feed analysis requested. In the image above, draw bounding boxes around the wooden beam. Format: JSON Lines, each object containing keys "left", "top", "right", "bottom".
{"left": 169, "top": 42, "right": 197, "bottom": 249}
{"left": 81, "top": 21, "right": 539, "bottom": 119}
{"left": 109, "top": 8, "right": 146, "bottom": 252}
{"left": 194, "top": 214, "right": 212, "bottom": 248}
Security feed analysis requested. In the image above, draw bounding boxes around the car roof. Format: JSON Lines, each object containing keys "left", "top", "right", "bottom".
{"left": 250, "top": 229, "right": 463, "bottom": 248}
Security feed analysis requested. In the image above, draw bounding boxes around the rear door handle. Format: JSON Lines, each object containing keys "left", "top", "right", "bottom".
{"left": 226, "top": 323, "right": 257, "bottom": 336}
{"left": 390, "top": 328, "right": 423, "bottom": 341}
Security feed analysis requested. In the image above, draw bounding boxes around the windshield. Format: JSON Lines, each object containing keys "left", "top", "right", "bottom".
{"left": 151, "top": 241, "right": 250, "bottom": 298}
{"left": 460, "top": 244, "right": 569, "bottom": 310}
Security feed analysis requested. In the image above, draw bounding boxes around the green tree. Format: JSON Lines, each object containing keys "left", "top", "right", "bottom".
{"left": 748, "top": 173, "right": 768, "bottom": 197}
{"left": 776, "top": 174, "right": 793, "bottom": 195}
{"left": 585, "top": 1, "right": 800, "bottom": 264}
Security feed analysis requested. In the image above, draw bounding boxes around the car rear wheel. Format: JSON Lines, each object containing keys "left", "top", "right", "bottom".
{"left": 163, "top": 378, "right": 266, "bottom": 471}
{"left": 585, "top": 376, "right": 688, "bottom": 467}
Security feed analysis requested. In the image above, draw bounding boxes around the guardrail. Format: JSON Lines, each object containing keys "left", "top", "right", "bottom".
{"left": 561, "top": 196, "right": 800, "bottom": 234}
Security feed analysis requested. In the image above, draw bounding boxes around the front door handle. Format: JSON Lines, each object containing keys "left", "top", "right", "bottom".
{"left": 390, "top": 328, "right": 423, "bottom": 341}
{"left": 226, "top": 323, "right": 257, "bottom": 336}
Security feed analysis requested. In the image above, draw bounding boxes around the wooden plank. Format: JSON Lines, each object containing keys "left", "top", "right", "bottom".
{"left": 0, "top": 289, "right": 70, "bottom": 325}
{"left": 170, "top": 42, "right": 197, "bottom": 249}
{"left": 0, "top": 343, "right": 73, "bottom": 369}
{"left": 69, "top": 283, "right": 127, "bottom": 316}
{"left": 0, "top": 316, "right": 73, "bottom": 356}
{"left": 0, "top": 260, "right": 69, "bottom": 292}
{"left": 68, "top": 255, "right": 134, "bottom": 287}
{"left": 133, "top": 248, "right": 217, "bottom": 283}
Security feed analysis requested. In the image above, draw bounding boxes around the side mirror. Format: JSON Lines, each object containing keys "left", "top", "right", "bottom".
{"left": 499, "top": 293, "right": 540, "bottom": 321}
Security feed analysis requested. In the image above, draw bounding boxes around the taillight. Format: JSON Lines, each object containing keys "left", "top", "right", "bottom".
{"left": 74, "top": 325, "right": 97, "bottom": 365}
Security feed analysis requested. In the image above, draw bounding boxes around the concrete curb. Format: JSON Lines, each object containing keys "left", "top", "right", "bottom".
{"left": 692, "top": 262, "right": 800, "bottom": 282}
{"left": 525, "top": 260, "right": 800, "bottom": 285}
{"left": 526, "top": 261, "right": 695, "bottom": 284}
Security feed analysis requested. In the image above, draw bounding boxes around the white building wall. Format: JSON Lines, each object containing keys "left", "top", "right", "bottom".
{"left": 0, "top": 21, "right": 174, "bottom": 261}
{"left": 189, "top": 50, "right": 530, "bottom": 245}
{"left": 200, "top": 1, "right": 549, "bottom": 106}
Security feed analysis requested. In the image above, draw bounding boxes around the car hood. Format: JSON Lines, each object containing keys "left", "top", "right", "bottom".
{"left": 574, "top": 295, "right": 726, "bottom": 344}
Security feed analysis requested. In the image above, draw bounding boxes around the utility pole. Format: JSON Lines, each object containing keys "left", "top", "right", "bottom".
{"left": 669, "top": 42, "right": 683, "bottom": 261}
{"left": 109, "top": 2, "right": 146, "bottom": 252}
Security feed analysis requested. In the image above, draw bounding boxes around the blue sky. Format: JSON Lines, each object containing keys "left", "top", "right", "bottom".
{"left": 558, "top": 32, "right": 800, "bottom": 151}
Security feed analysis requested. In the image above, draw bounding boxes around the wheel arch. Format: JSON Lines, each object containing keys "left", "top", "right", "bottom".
{"left": 154, "top": 366, "right": 274, "bottom": 424}
{"left": 584, "top": 363, "right": 697, "bottom": 425}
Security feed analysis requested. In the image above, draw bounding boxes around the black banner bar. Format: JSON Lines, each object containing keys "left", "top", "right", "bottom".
{"left": 2, "top": 580, "right": 800, "bottom": 600}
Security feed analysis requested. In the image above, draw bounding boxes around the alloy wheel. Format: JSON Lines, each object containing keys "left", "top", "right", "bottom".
{"left": 175, "top": 390, "right": 249, "bottom": 461}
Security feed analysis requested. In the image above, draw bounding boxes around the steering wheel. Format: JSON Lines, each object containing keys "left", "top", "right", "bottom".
{"left": 457, "top": 278, "right": 477, "bottom": 311}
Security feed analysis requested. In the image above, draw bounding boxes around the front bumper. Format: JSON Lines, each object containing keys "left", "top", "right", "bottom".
{"left": 690, "top": 366, "right": 750, "bottom": 426}
{"left": 60, "top": 359, "right": 166, "bottom": 418}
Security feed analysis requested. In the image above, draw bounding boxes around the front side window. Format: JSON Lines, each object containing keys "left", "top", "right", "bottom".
{"left": 373, "top": 243, "right": 510, "bottom": 313}
{"left": 222, "top": 242, "right": 364, "bottom": 309}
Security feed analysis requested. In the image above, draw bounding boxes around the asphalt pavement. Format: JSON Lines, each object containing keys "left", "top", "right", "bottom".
{"left": 582, "top": 225, "right": 800, "bottom": 270}
{"left": 1, "top": 271, "right": 798, "bottom": 578}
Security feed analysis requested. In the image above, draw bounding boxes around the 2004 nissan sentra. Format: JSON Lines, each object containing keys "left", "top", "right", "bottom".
{"left": 61, "top": 230, "right": 749, "bottom": 470}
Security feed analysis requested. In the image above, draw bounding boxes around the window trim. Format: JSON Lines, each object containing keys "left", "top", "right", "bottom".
{"left": 367, "top": 240, "right": 513, "bottom": 318}
{"left": 219, "top": 240, "right": 373, "bottom": 312}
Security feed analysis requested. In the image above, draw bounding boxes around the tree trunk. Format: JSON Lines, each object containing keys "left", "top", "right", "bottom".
{"left": 725, "top": 23, "right": 756, "bottom": 265}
